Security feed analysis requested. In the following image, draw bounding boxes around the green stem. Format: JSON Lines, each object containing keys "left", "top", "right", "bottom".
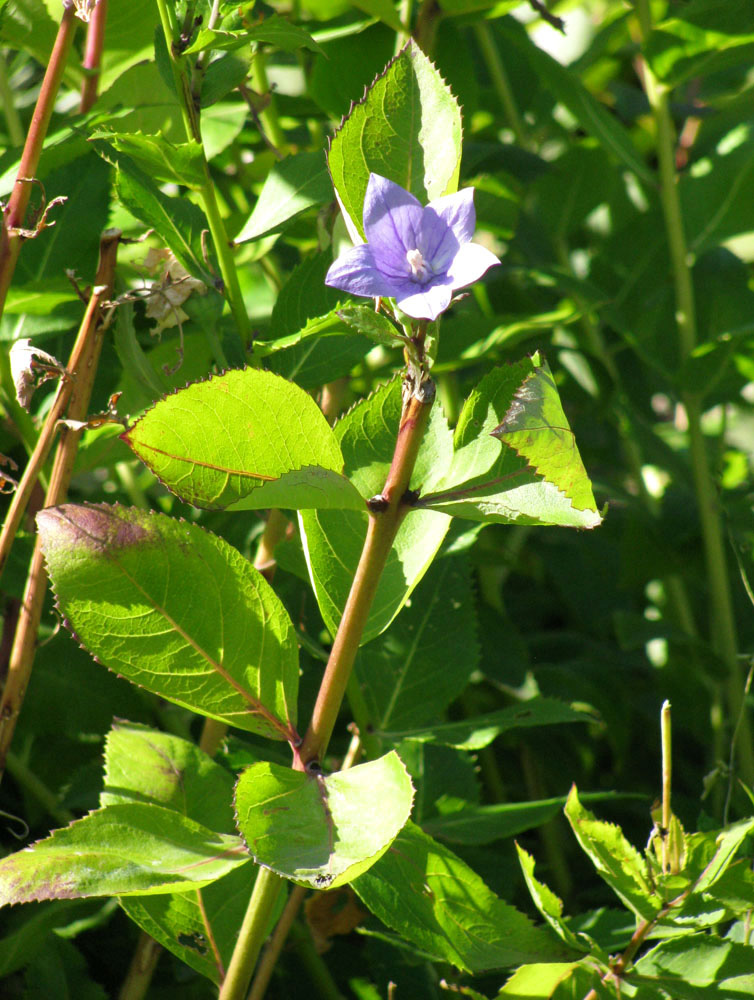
{"left": 636, "top": 0, "right": 754, "bottom": 788}
{"left": 0, "top": 53, "right": 24, "bottom": 146}
{"left": 154, "top": 0, "right": 253, "bottom": 350}
{"left": 660, "top": 699, "right": 671, "bottom": 873}
{"left": 5, "top": 750, "right": 74, "bottom": 826}
{"left": 474, "top": 22, "right": 528, "bottom": 148}
{"left": 250, "top": 49, "right": 287, "bottom": 156}
{"left": 217, "top": 867, "right": 284, "bottom": 1000}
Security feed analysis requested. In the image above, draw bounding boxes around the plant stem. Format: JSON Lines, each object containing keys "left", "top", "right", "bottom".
{"left": 0, "top": 54, "right": 24, "bottom": 146}
{"left": 474, "top": 22, "right": 528, "bottom": 149}
{"left": 0, "top": 229, "right": 120, "bottom": 781}
{"left": 248, "top": 885, "right": 307, "bottom": 1000}
{"left": 218, "top": 867, "right": 284, "bottom": 1000}
{"left": 222, "top": 372, "right": 436, "bottom": 999}
{"left": 5, "top": 750, "right": 74, "bottom": 826}
{"left": 635, "top": 0, "right": 754, "bottom": 787}
{"left": 660, "top": 699, "right": 671, "bottom": 873}
{"left": 0, "top": 1, "right": 78, "bottom": 321}
{"left": 117, "top": 931, "right": 162, "bottom": 1000}
{"left": 79, "top": 0, "right": 108, "bottom": 113}
{"left": 295, "top": 377, "right": 436, "bottom": 769}
{"left": 250, "top": 50, "right": 287, "bottom": 157}
{"left": 154, "top": 0, "right": 253, "bottom": 350}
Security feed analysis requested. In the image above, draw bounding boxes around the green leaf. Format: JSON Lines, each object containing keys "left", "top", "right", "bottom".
{"left": 184, "top": 15, "right": 324, "bottom": 56}
{"left": 90, "top": 130, "right": 205, "bottom": 189}
{"left": 112, "top": 157, "right": 214, "bottom": 283}
{"left": 383, "top": 698, "right": 597, "bottom": 749}
{"left": 355, "top": 555, "right": 479, "bottom": 731}
{"left": 234, "top": 752, "right": 414, "bottom": 889}
{"left": 420, "top": 355, "right": 601, "bottom": 529}
{"left": 120, "top": 865, "right": 264, "bottom": 985}
{"left": 123, "top": 368, "right": 363, "bottom": 511}
{"left": 38, "top": 504, "right": 299, "bottom": 741}
{"left": 101, "top": 722, "right": 236, "bottom": 832}
{"left": 496, "top": 19, "right": 652, "bottom": 185}
{"left": 352, "top": 821, "right": 571, "bottom": 973}
{"left": 269, "top": 252, "right": 344, "bottom": 339}
{"left": 98, "top": 0, "right": 159, "bottom": 92}
{"left": 645, "top": 0, "right": 754, "bottom": 85}
{"left": 328, "top": 39, "right": 463, "bottom": 240}
{"left": 634, "top": 934, "right": 754, "bottom": 997}
{"left": 236, "top": 151, "right": 332, "bottom": 243}
{"left": 201, "top": 53, "right": 250, "bottom": 107}
{"left": 349, "top": 0, "right": 405, "bottom": 33}
{"left": 516, "top": 845, "right": 587, "bottom": 952}
{"left": 0, "top": 804, "right": 248, "bottom": 904}
{"left": 300, "top": 378, "right": 453, "bottom": 644}
{"left": 426, "top": 794, "right": 623, "bottom": 849}
{"left": 564, "top": 787, "right": 660, "bottom": 921}
{"left": 0, "top": 900, "right": 101, "bottom": 978}
{"left": 691, "top": 817, "right": 754, "bottom": 894}
{"left": 497, "top": 962, "right": 601, "bottom": 998}
{"left": 337, "top": 305, "right": 406, "bottom": 348}
{"left": 683, "top": 141, "right": 754, "bottom": 258}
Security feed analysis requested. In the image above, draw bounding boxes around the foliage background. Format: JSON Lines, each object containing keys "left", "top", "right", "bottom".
{"left": 1, "top": 0, "right": 754, "bottom": 997}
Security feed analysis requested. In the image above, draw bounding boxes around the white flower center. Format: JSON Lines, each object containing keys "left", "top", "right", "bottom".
{"left": 406, "top": 248, "right": 429, "bottom": 282}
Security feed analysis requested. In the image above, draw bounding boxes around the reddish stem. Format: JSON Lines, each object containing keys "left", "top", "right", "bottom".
{"left": 0, "top": 2, "right": 78, "bottom": 319}
{"left": 79, "top": 0, "right": 108, "bottom": 113}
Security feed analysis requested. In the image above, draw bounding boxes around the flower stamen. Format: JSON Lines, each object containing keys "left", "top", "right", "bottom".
{"left": 406, "top": 248, "right": 428, "bottom": 282}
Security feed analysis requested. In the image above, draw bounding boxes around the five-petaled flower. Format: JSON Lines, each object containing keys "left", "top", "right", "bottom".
{"left": 325, "top": 173, "right": 500, "bottom": 322}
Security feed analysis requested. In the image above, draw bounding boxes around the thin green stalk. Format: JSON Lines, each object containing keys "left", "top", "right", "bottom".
{"left": 474, "top": 22, "right": 528, "bottom": 149}
{"left": 250, "top": 50, "right": 287, "bottom": 156}
{"left": 0, "top": 54, "right": 24, "bottom": 146}
{"left": 5, "top": 750, "right": 74, "bottom": 826}
{"left": 636, "top": 0, "right": 754, "bottom": 787}
{"left": 0, "top": 1, "right": 78, "bottom": 320}
{"left": 393, "top": 0, "right": 413, "bottom": 54}
{"left": 660, "top": 699, "right": 671, "bottom": 873}
{"left": 288, "top": 921, "right": 347, "bottom": 1000}
{"left": 218, "top": 867, "right": 285, "bottom": 1000}
{"left": 154, "top": 0, "right": 253, "bottom": 349}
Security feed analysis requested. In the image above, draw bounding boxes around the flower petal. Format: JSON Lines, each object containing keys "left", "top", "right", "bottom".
{"left": 395, "top": 279, "right": 454, "bottom": 321}
{"left": 445, "top": 241, "right": 500, "bottom": 289}
{"left": 363, "top": 174, "right": 423, "bottom": 272}
{"left": 427, "top": 188, "right": 476, "bottom": 247}
{"left": 325, "top": 244, "right": 403, "bottom": 299}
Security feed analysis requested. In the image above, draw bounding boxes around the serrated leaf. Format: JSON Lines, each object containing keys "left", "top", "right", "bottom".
{"left": 516, "top": 845, "right": 587, "bottom": 952}
{"left": 234, "top": 752, "right": 413, "bottom": 889}
{"left": 0, "top": 804, "right": 248, "bottom": 905}
{"left": 355, "top": 555, "right": 479, "bottom": 731}
{"left": 123, "top": 368, "right": 363, "bottom": 511}
{"left": 352, "top": 821, "right": 571, "bottom": 973}
{"left": 691, "top": 817, "right": 754, "bottom": 895}
{"left": 184, "top": 15, "right": 324, "bottom": 56}
{"left": 101, "top": 722, "right": 236, "bottom": 832}
{"left": 235, "top": 152, "right": 333, "bottom": 243}
{"left": 383, "top": 698, "right": 596, "bottom": 749}
{"left": 328, "top": 39, "right": 462, "bottom": 241}
{"left": 300, "top": 378, "right": 453, "bottom": 644}
{"left": 38, "top": 504, "right": 299, "bottom": 741}
{"left": 564, "top": 787, "right": 660, "bottom": 921}
{"left": 421, "top": 355, "right": 601, "bottom": 529}
{"left": 90, "top": 130, "right": 205, "bottom": 189}
{"left": 112, "top": 156, "right": 214, "bottom": 283}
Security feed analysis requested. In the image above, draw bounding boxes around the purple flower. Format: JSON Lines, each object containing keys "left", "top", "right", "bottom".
{"left": 326, "top": 174, "right": 500, "bottom": 322}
